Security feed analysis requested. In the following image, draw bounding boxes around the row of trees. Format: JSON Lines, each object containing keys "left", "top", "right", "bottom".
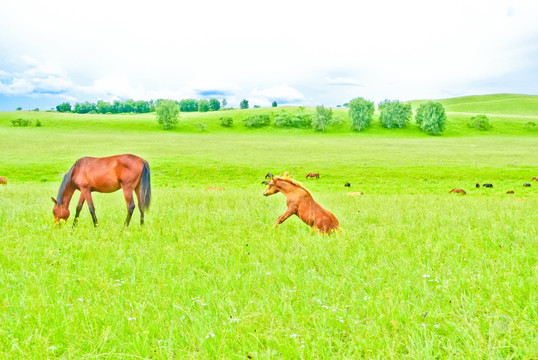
{"left": 349, "top": 98, "right": 447, "bottom": 135}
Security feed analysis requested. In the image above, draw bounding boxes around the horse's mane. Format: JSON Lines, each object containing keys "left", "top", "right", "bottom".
{"left": 56, "top": 160, "right": 79, "bottom": 204}
{"left": 274, "top": 173, "right": 311, "bottom": 195}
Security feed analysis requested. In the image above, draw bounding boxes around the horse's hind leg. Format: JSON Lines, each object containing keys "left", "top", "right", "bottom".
{"left": 122, "top": 187, "right": 135, "bottom": 227}
{"left": 134, "top": 186, "right": 144, "bottom": 225}
{"left": 73, "top": 193, "right": 85, "bottom": 227}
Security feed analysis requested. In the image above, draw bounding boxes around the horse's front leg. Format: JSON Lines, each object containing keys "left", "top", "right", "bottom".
{"left": 73, "top": 193, "right": 85, "bottom": 228}
{"left": 274, "top": 206, "right": 297, "bottom": 227}
{"left": 80, "top": 187, "right": 98, "bottom": 227}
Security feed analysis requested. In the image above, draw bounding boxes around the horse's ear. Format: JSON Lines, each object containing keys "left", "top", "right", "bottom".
{"left": 51, "top": 197, "right": 57, "bottom": 204}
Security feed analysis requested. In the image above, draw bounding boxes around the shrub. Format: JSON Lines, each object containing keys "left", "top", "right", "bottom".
{"left": 11, "top": 118, "right": 31, "bottom": 126}
{"left": 524, "top": 121, "right": 536, "bottom": 131}
{"left": 195, "top": 122, "right": 207, "bottom": 131}
{"left": 312, "top": 106, "right": 333, "bottom": 132}
{"left": 243, "top": 114, "right": 270, "bottom": 128}
{"left": 274, "top": 111, "right": 312, "bottom": 128}
{"left": 220, "top": 116, "right": 233, "bottom": 127}
{"left": 348, "top": 97, "right": 374, "bottom": 131}
{"left": 467, "top": 114, "right": 492, "bottom": 130}
{"left": 35, "top": 120, "right": 42, "bottom": 127}
{"left": 415, "top": 101, "right": 447, "bottom": 135}
{"left": 155, "top": 100, "right": 180, "bottom": 130}
{"left": 378, "top": 100, "right": 412, "bottom": 128}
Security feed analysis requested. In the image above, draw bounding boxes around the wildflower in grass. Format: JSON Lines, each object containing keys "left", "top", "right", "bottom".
{"left": 128, "top": 317, "right": 136, "bottom": 321}
{"left": 363, "top": 296, "right": 371, "bottom": 301}
{"left": 322, "top": 305, "right": 329, "bottom": 309}
{"left": 434, "top": 324, "right": 440, "bottom": 328}
{"left": 205, "top": 332, "right": 215, "bottom": 338}
{"left": 289, "top": 334, "right": 299, "bottom": 338}
{"left": 422, "top": 274, "right": 430, "bottom": 278}
{"left": 78, "top": 298, "right": 85, "bottom": 302}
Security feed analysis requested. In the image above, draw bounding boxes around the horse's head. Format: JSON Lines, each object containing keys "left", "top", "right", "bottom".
{"left": 51, "top": 197, "right": 70, "bottom": 223}
{"left": 263, "top": 178, "right": 280, "bottom": 197}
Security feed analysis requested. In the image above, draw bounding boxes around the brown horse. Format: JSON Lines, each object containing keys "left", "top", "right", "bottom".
{"left": 0, "top": 176, "right": 6, "bottom": 185}
{"left": 449, "top": 188, "right": 466, "bottom": 194}
{"left": 532, "top": 177, "right": 538, "bottom": 181}
{"left": 263, "top": 173, "right": 340, "bottom": 234}
{"left": 306, "top": 173, "right": 320, "bottom": 179}
{"left": 52, "top": 154, "right": 151, "bottom": 227}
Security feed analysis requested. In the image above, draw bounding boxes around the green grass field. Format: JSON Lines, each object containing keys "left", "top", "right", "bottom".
{"left": 0, "top": 94, "right": 537, "bottom": 359}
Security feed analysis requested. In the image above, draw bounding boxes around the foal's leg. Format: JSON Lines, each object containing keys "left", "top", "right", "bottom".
{"left": 80, "top": 187, "right": 98, "bottom": 227}
{"left": 122, "top": 187, "right": 135, "bottom": 227}
{"left": 134, "top": 186, "right": 144, "bottom": 225}
{"left": 73, "top": 193, "right": 85, "bottom": 227}
{"left": 274, "top": 206, "right": 297, "bottom": 227}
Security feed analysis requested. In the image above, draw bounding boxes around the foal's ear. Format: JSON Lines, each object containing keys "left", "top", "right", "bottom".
{"left": 51, "top": 197, "right": 57, "bottom": 204}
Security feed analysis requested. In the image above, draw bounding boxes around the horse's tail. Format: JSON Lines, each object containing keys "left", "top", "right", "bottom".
{"left": 139, "top": 160, "right": 151, "bottom": 211}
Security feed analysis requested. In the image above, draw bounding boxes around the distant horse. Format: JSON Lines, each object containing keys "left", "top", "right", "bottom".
{"left": 263, "top": 173, "right": 340, "bottom": 234}
{"left": 305, "top": 173, "right": 320, "bottom": 179}
{"left": 449, "top": 188, "right": 466, "bottom": 194}
{"left": 265, "top": 173, "right": 274, "bottom": 179}
{"left": 344, "top": 182, "right": 351, "bottom": 187}
{"left": 0, "top": 176, "right": 6, "bottom": 185}
{"left": 475, "top": 183, "right": 480, "bottom": 188}
{"left": 532, "top": 177, "right": 538, "bottom": 181}
{"left": 52, "top": 154, "right": 151, "bottom": 227}
{"left": 506, "top": 190, "right": 514, "bottom": 194}
{"left": 483, "top": 183, "right": 493, "bottom": 188}
{"left": 523, "top": 183, "right": 531, "bottom": 187}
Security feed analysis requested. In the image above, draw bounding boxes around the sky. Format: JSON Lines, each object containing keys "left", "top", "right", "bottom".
{"left": 0, "top": 0, "right": 537, "bottom": 111}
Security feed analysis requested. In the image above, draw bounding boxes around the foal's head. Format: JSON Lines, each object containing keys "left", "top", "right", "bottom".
{"left": 51, "top": 197, "right": 70, "bottom": 223}
{"left": 263, "top": 177, "right": 279, "bottom": 196}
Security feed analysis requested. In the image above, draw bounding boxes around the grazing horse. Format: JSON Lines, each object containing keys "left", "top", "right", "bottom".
{"left": 0, "top": 176, "right": 6, "bottom": 185}
{"left": 344, "top": 182, "right": 351, "bottom": 187}
{"left": 449, "top": 188, "right": 466, "bottom": 194}
{"left": 475, "top": 183, "right": 480, "bottom": 188}
{"left": 52, "top": 154, "right": 151, "bottom": 227}
{"left": 506, "top": 190, "right": 514, "bottom": 194}
{"left": 532, "top": 177, "right": 538, "bottom": 181}
{"left": 523, "top": 183, "right": 531, "bottom": 187}
{"left": 265, "top": 173, "right": 274, "bottom": 179}
{"left": 483, "top": 183, "right": 493, "bottom": 188}
{"left": 263, "top": 173, "right": 340, "bottom": 234}
{"left": 305, "top": 173, "right": 320, "bottom": 179}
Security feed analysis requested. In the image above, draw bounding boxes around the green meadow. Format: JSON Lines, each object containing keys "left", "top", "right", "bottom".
{"left": 0, "top": 94, "right": 537, "bottom": 359}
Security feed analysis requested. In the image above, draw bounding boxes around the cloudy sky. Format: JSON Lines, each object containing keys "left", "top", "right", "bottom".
{"left": 0, "top": 0, "right": 537, "bottom": 110}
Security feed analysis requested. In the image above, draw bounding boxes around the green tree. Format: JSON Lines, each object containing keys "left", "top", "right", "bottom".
{"left": 312, "top": 105, "right": 333, "bottom": 132}
{"left": 222, "top": 98, "right": 227, "bottom": 107}
{"left": 198, "top": 99, "right": 210, "bottom": 112}
{"left": 272, "top": 101, "right": 278, "bottom": 107}
{"left": 209, "top": 98, "right": 221, "bottom": 111}
{"left": 155, "top": 100, "right": 180, "bottom": 130}
{"left": 415, "top": 101, "right": 447, "bottom": 135}
{"left": 240, "top": 99, "right": 249, "bottom": 109}
{"left": 179, "top": 99, "right": 198, "bottom": 112}
{"left": 56, "top": 102, "right": 71, "bottom": 112}
{"left": 378, "top": 100, "right": 412, "bottom": 128}
{"left": 16, "top": 107, "right": 22, "bottom": 111}
{"left": 96, "top": 100, "right": 112, "bottom": 114}
{"left": 348, "top": 97, "right": 374, "bottom": 131}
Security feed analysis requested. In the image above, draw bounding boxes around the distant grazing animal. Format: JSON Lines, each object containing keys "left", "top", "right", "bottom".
{"left": 483, "top": 183, "right": 493, "bottom": 188}
{"left": 532, "top": 177, "right": 538, "bottom": 181}
{"left": 506, "top": 190, "right": 514, "bottom": 194}
{"left": 475, "top": 183, "right": 480, "bottom": 188}
{"left": 206, "top": 186, "right": 225, "bottom": 191}
{"left": 305, "top": 173, "right": 320, "bottom": 179}
{"left": 449, "top": 188, "right": 466, "bottom": 194}
{"left": 0, "top": 176, "right": 6, "bottom": 185}
{"left": 263, "top": 173, "right": 340, "bottom": 234}
{"left": 265, "top": 173, "right": 274, "bottom": 179}
{"left": 346, "top": 192, "right": 363, "bottom": 196}
{"left": 52, "top": 154, "right": 151, "bottom": 227}
{"left": 523, "top": 183, "right": 531, "bottom": 187}
{"left": 344, "top": 182, "right": 351, "bottom": 187}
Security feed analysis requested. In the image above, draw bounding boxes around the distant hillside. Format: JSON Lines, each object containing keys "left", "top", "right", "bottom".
{"left": 408, "top": 94, "right": 538, "bottom": 116}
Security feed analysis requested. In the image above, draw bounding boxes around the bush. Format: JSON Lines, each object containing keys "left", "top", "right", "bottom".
{"left": 274, "top": 111, "right": 312, "bottom": 128}
{"left": 415, "top": 101, "right": 447, "bottom": 135}
{"left": 155, "top": 100, "right": 180, "bottom": 130}
{"left": 524, "top": 121, "right": 536, "bottom": 131}
{"left": 467, "top": 114, "right": 491, "bottom": 130}
{"left": 195, "top": 122, "right": 207, "bottom": 131}
{"left": 219, "top": 116, "right": 233, "bottom": 127}
{"left": 243, "top": 114, "right": 270, "bottom": 128}
{"left": 11, "top": 118, "right": 31, "bottom": 126}
{"left": 348, "top": 97, "right": 374, "bottom": 131}
{"left": 378, "top": 100, "right": 412, "bottom": 128}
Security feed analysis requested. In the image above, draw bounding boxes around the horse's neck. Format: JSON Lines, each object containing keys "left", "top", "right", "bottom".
{"left": 278, "top": 181, "right": 309, "bottom": 198}
{"left": 60, "top": 184, "right": 76, "bottom": 206}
